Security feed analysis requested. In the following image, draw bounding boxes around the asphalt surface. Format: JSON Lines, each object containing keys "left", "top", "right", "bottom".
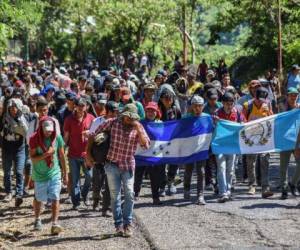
{"left": 1, "top": 153, "right": 300, "bottom": 249}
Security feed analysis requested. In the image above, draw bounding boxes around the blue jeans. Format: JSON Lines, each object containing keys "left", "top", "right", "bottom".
{"left": 2, "top": 146, "right": 26, "bottom": 197}
{"left": 105, "top": 162, "right": 135, "bottom": 228}
{"left": 216, "top": 154, "right": 236, "bottom": 196}
{"left": 69, "top": 157, "right": 92, "bottom": 206}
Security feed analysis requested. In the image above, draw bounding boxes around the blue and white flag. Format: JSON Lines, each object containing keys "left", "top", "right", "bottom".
{"left": 212, "top": 109, "right": 300, "bottom": 155}
{"left": 135, "top": 115, "right": 213, "bottom": 166}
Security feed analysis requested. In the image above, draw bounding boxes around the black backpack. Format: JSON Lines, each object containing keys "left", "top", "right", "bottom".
{"left": 91, "top": 131, "right": 110, "bottom": 165}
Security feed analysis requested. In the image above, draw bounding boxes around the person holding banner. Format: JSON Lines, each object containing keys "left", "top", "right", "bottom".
{"left": 215, "top": 92, "right": 245, "bottom": 202}
{"left": 183, "top": 95, "right": 208, "bottom": 205}
{"left": 278, "top": 87, "right": 300, "bottom": 199}
{"left": 243, "top": 87, "right": 274, "bottom": 198}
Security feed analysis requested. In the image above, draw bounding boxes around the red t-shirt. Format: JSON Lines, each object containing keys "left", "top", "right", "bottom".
{"left": 215, "top": 107, "right": 245, "bottom": 122}
{"left": 64, "top": 112, "right": 95, "bottom": 158}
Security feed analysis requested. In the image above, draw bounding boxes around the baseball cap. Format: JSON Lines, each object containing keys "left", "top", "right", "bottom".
{"left": 221, "top": 92, "right": 235, "bottom": 102}
{"left": 97, "top": 93, "right": 107, "bottom": 104}
{"left": 106, "top": 101, "right": 119, "bottom": 112}
{"left": 292, "top": 64, "right": 300, "bottom": 71}
{"left": 42, "top": 120, "right": 54, "bottom": 132}
{"left": 66, "top": 91, "right": 77, "bottom": 101}
{"left": 206, "top": 69, "right": 215, "bottom": 77}
{"left": 287, "top": 87, "right": 299, "bottom": 95}
{"left": 144, "top": 83, "right": 157, "bottom": 90}
{"left": 191, "top": 95, "right": 204, "bottom": 105}
{"left": 206, "top": 88, "right": 218, "bottom": 100}
{"left": 145, "top": 101, "right": 160, "bottom": 111}
{"left": 75, "top": 97, "right": 87, "bottom": 106}
{"left": 256, "top": 87, "right": 269, "bottom": 101}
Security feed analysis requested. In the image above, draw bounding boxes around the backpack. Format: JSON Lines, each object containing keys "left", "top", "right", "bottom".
{"left": 90, "top": 119, "right": 116, "bottom": 164}
{"left": 244, "top": 99, "right": 271, "bottom": 120}
{"left": 91, "top": 131, "right": 110, "bottom": 165}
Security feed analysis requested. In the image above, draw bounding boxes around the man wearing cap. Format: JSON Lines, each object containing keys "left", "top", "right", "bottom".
{"left": 183, "top": 95, "right": 209, "bottom": 205}
{"left": 94, "top": 103, "right": 149, "bottom": 237}
{"left": 86, "top": 101, "right": 119, "bottom": 215}
{"left": 238, "top": 80, "right": 261, "bottom": 106}
{"left": 215, "top": 92, "right": 246, "bottom": 202}
{"left": 29, "top": 117, "right": 67, "bottom": 235}
{"left": 278, "top": 87, "right": 300, "bottom": 199}
{"left": 243, "top": 87, "right": 274, "bottom": 198}
{"left": 64, "top": 97, "right": 95, "bottom": 210}
{"left": 120, "top": 87, "right": 145, "bottom": 120}
{"left": 203, "top": 87, "right": 222, "bottom": 191}
{"left": 140, "top": 83, "right": 157, "bottom": 109}
{"left": 94, "top": 93, "right": 108, "bottom": 117}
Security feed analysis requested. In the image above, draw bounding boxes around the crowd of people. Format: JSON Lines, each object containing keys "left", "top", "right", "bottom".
{"left": 1, "top": 50, "right": 300, "bottom": 237}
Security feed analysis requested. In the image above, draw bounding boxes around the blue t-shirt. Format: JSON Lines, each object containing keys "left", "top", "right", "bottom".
{"left": 287, "top": 73, "right": 300, "bottom": 89}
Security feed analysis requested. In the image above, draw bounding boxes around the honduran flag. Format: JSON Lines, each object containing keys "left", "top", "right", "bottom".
{"left": 212, "top": 109, "right": 300, "bottom": 155}
{"left": 135, "top": 115, "right": 213, "bottom": 166}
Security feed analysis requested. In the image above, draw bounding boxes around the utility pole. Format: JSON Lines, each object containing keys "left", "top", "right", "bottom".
{"left": 277, "top": 0, "right": 283, "bottom": 95}
{"left": 182, "top": 4, "right": 188, "bottom": 66}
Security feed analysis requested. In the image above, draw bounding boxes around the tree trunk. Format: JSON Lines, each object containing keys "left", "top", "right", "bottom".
{"left": 182, "top": 5, "right": 188, "bottom": 66}
{"left": 277, "top": 0, "right": 283, "bottom": 96}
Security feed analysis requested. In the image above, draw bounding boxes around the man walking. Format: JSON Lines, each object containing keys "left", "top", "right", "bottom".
{"left": 94, "top": 103, "right": 149, "bottom": 237}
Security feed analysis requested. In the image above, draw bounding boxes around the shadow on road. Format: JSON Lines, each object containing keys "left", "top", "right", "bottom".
{"left": 22, "top": 233, "right": 124, "bottom": 247}
{"left": 241, "top": 203, "right": 298, "bottom": 210}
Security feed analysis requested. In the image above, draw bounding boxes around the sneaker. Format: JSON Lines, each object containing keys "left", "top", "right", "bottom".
{"left": 205, "top": 184, "right": 214, "bottom": 191}
{"left": 123, "top": 224, "right": 133, "bottom": 238}
{"left": 218, "top": 195, "right": 229, "bottom": 203}
{"left": 115, "top": 226, "right": 124, "bottom": 237}
{"left": 34, "top": 219, "right": 43, "bottom": 231}
{"left": 281, "top": 191, "right": 288, "bottom": 200}
{"left": 45, "top": 200, "right": 52, "bottom": 209}
{"left": 248, "top": 186, "right": 256, "bottom": 195}
{"left": 51, "top": 224, "right": 63, "bottom": 235}
{"left": 153, "top": 198, "right": 162, "bottom": 205}
{"left": 93, "top": 199, "right": 99, "bottom": 211}
{"left": 183, "top": 190, "right": 191, "bottom": 200}
{"left": 289, "top": 183, "right": 298, "bottom": 196}
{"left": 196, "top": 195, "right": 206, "bottom": 205}
{"left": 3, "top": 193, "right": 12, "bottom": 203}
{"left": 15, "top": 197, "right": 23, "bottom": 207}
{"left": 167, "top": 183, "right": 177, "bottom": 196}
{"left": 102, "top": 209, "right": 112, "bottom": 217}
{"left": 159, "top": 189, "right": 166, "bottom": 197}
{"left": 262, "top": 189, "right": 274, "bottom": 199}
{"left": 23, "top": 188, "right": 30, "bottom": 197}
{"left": 72, "top": 205, "right": 80, "bottom": 211}
{"left": 64, "top": 196, "right": 72, "bottom": 204}
{"left": 83, "top": 198, "right": 90, "bottom": 206}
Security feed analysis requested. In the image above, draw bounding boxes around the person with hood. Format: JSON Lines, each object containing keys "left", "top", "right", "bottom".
{"left": 29, "top": 116, "right": 67, "bottom": 235}
{"left": 158, "top": 87, "right": 181, "bottom": 196}
{"left": 1, "top": 98, "right": 28, "bottom": 206}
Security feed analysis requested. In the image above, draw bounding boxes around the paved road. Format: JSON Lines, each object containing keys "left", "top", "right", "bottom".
{"left": 1, "top": 154, "right": 300, "bottom": 249}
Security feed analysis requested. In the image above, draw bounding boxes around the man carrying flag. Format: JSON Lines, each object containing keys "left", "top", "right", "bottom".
{"left": 243, "top": 87, "right": 274, "bottom": 198}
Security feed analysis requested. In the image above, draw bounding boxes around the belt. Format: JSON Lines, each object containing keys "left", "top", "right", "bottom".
{"left": 106, "top": 160, "right": 118, "bottom": 165}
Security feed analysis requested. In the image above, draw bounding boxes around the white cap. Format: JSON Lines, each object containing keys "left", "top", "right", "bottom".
{"left": 42, "top": 120, "right": 54, "bottom": 132}
{"left": 191, "top": 95, "right": 204, "bottom": 105}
